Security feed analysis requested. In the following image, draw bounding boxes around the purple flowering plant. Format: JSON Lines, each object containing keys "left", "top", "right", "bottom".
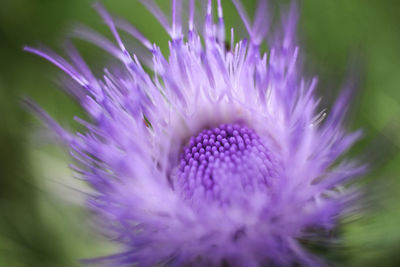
{"left": 25, "top": 0, "right": 365, "bottom": 266}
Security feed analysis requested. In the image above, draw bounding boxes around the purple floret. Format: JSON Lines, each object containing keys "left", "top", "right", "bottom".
{"left": 177, "top": 123, "right": 275, "bottom": 206}
{"left": 25, "top": 0, "right": 365, "bottom": 266}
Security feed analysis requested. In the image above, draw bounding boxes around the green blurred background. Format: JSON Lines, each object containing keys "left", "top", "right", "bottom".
{"left": 0, "top": 0, "right": 399, "bottom": 266}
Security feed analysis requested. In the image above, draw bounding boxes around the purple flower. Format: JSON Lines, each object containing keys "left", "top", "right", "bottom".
{"left": 25, "top": 0, "right": 364, "bottom": 266}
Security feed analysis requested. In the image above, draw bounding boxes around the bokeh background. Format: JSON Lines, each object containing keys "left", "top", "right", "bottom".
{"left": 1, "top": 0, "right": 400, "bottom": 266}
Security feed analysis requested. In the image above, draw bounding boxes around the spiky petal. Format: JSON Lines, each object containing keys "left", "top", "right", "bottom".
{"left": 25, "top": 1, "right": 364, "bottom": 266}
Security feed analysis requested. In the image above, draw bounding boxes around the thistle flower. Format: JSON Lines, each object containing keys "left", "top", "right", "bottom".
{"left": 25, "top": 0, "right": 364, "bottom": 266}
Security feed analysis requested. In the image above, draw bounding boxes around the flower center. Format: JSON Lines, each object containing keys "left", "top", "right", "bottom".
{"left": 176, "top": 123, "right": 274, "bottom": 205}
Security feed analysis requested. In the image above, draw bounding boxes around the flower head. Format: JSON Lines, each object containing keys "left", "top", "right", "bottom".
{"left": 25, "top": 0, "right": 364, "bottom": 266}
